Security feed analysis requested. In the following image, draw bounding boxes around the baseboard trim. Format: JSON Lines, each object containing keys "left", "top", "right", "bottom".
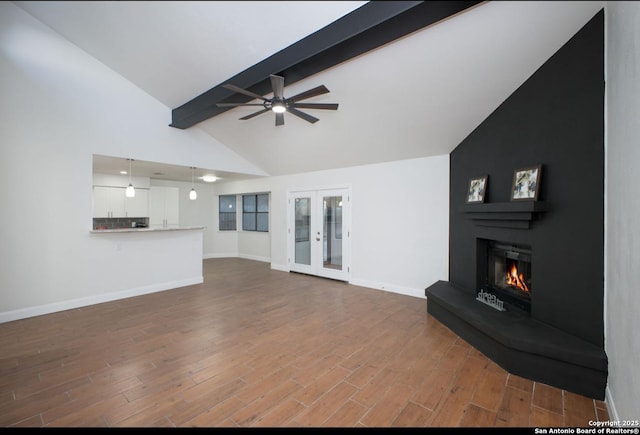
{"left": 270, "top": 263, "right": 289, "bottom": 272}
{"left": 349, "top": 278, "right": 425, "bottom": 299}
{"left": 605, "top": 385, "right": 619, "bottom": 422}
{"left": 203, "top": 253, "right": 271, "bottom": 264}
{"left": 0, "top": 277, "right": 203, "bottom": 324}
{"left": 238, "top": 254, "right": 271, "bottom": 263}
{"left": 203, "top": 253, "right": 237, "bottom": 259}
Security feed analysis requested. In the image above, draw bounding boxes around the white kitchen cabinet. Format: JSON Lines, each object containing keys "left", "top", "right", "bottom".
{"left": 149, "top": 186, "right": 179, "bottom": 228}
{"left": 93, "top": 186, "right": 149, "bottom": 218}
{"left": 124, "top": 188, "right": 149, "bottom": 218}
{"left": 93, "top": 186, "right": 125, "bottom": 218}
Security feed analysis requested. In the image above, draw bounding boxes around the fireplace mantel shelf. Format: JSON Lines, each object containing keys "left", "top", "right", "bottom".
{"left": 460, "top": 201, "right": 548, "bottom": 229}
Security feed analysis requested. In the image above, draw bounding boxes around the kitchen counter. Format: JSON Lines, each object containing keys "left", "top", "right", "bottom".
{"left": 90, "top": 226, "right": 205, "bottom": 233}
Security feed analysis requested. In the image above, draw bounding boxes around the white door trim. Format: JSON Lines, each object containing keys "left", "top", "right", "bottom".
{"left": 287, "top": 185, "right": 351, "bottom": 282}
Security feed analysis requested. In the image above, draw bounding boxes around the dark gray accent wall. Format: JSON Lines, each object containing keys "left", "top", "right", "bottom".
{"left": 449, "top": 10, "right": 604, "bottom": 347}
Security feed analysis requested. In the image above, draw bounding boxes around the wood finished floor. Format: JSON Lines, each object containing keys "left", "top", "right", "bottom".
{"left": 0, "top": 258, "right": 609, "bottom": 428}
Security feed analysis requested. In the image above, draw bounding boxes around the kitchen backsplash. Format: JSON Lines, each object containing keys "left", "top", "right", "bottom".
{"left": 93, "top": 217, "right": 149, "bottom": 230}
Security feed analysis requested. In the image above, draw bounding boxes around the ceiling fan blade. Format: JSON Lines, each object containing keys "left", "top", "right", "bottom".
{"left": 288, "top": 107, "right": 319, "bottom": 124}
{"left": 216, "top": 103, "right": 266, "bottom": 107}
{"left": 275, "top": 112, "right": 284, "bottom": 126}
{"left": 290, "top": 103, "right": 338, "bottom": 110}
{"left": 270, "top": 75, "right": 285, "bottom": 99}
{"left": 222, "top": 84, "right": 269, "bottom": 102}
{"left": 287, "top": 85, "right": 330, "bottom": 102}
{"left": 239, "top": 108, "right": 270, "bottom": 120}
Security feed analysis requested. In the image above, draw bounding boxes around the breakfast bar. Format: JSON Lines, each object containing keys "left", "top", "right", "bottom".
{"left": 87, "top": 226, "right": 206, "bottom": 305}
{"left": 90, "top": 225, "right": 205, "bottom": 234}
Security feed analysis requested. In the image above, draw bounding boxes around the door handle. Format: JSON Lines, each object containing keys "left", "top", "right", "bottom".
{"left": 316, "top": 231, "right": 321, "bottom": 241}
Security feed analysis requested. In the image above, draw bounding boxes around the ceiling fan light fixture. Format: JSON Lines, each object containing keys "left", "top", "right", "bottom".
{"left": 271, "top": 102, "right": 286, "bottom": 113}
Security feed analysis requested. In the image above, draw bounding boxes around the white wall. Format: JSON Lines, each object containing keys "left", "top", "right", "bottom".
{"left": 213, "top": 155, "right": 450, "bottom": 299}
{"left": 604, "top": 1, "right": 640, "bottom": 421}
{"left": 0, "top": 2, "right": 265, "bottom": 319}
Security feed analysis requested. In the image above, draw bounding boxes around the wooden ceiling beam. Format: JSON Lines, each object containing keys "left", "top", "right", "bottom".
{"left": 169, "top": 0, "right": 482, "bottom": 129}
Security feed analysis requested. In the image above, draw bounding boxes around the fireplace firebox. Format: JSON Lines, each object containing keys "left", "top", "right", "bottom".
{"left": 479, "top": 240, "right": 532, "bottom": 313}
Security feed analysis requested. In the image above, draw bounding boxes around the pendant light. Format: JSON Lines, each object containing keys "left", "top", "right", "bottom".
{"left": 125, "top": 158, "right": 135, "bottom": 198}
{"left": 189, "top": 166, "right": 197, "bottom": 200}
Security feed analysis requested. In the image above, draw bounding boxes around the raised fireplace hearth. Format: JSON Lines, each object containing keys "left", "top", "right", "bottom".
{"left": 425, "top": 280, "right": 608, "bottom": 399}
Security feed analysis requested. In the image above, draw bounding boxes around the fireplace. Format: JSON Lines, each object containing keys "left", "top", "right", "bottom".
{"left": 425, "top": 9, "right": 607, "bottom": 400}
{"left": 427, "top": 235, "right": 608, "bottom": 401}
{"left": 480, "top": 241, "right": 532, "bottom": 313}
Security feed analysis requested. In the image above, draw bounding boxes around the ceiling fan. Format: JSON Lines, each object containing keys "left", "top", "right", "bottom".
{"left": 216, "top": 74, "right": 338, "bottom": 126}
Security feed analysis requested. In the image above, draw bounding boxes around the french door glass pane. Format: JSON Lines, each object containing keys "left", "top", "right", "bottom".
{"left": 294, "top": 197, "right": 311, "bottom": 265}
{"left": 323, "top": 196, "right": 342, "bottom": 271}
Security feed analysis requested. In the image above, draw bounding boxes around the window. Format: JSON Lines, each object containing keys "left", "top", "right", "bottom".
{"left": 243, "top": 193, "right": 269, "bottom": 232}
{"left": 219, "top": 195, "right": 236, "bottom": 231}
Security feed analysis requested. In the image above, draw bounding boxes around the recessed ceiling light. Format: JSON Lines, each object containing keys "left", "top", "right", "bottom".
{"left": 120, "top": 171, "right": 127, "bottom": 175}
{"left": 201, "top": 175, "right": 217, "bottom": 182}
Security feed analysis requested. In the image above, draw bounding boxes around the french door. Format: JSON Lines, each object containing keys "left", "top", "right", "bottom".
{"left": 288, "top": 188, "right": 350, "bottom": 282}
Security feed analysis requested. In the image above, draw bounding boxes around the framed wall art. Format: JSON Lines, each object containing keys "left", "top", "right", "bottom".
{"left": 510, "top": 164, "right": 542, "bottom": 201}
{"left": 466, "top": 175, "right": 488, "bottom": 204}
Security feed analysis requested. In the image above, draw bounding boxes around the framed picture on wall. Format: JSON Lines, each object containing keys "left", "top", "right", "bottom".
{"left": 510, "top": 164, "right": 542, "bottom": 201}
{"left": 466, "top": 175, "right": 488, "bottom": 204}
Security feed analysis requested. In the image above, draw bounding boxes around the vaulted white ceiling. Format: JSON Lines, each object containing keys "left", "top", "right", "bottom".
{"left": 15, "top": 1, "right": 605, "bottom": 179}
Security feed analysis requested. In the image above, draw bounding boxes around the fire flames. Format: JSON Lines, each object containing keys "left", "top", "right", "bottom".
{"left": 506, "top": 263, "right": 530, "bottom": 293}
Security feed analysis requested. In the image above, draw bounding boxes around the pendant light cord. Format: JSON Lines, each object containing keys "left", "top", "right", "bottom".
{"left": 125, "top": 158, "right": 135, "bottom": 198}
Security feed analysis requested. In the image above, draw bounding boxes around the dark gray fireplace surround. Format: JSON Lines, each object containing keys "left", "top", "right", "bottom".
{"left": 425, "top": 10, "right": 607, "bottom": 399}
